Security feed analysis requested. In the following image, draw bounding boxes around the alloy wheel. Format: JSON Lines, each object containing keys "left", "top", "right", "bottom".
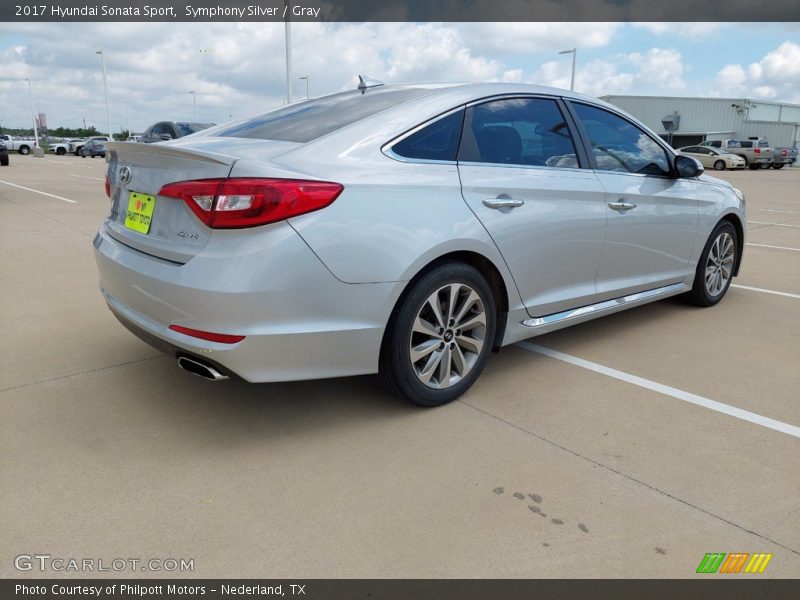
{"left": 409, "top": 283, "right": 486, "bottom": 389}
{"left": 704, "top": 232, "right": 735, "bottom": 297}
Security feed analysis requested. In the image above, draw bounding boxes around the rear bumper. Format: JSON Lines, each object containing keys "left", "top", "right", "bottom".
{"left": 93, "top": 224, "right": 403, "bottom": 382}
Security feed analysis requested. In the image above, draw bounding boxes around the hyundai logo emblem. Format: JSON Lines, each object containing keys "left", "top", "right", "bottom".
{"left": 119, "top": 166, "right": 132, "bottom": 184}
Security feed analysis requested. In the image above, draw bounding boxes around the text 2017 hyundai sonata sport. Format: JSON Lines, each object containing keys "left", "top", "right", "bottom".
{"left": 95, "top": 81, "right": 745, "bottom": 406}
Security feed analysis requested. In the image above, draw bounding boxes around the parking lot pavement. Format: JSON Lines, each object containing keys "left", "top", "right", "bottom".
{"left": 1, "top": 155, "right": 798, "bottom": 578}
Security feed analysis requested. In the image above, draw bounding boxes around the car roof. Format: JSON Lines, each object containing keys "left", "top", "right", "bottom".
{"left": 393, "top": 81, "right": 615, "bottom": 109}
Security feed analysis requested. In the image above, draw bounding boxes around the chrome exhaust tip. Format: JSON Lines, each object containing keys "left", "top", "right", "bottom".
{"left": 177, "top": 356, "right": 229, "bottom": 381}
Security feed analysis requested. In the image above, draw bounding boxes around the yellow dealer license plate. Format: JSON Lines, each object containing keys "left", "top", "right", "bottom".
{"left": 124, "top": 192, "right": 155, "bottom": 234}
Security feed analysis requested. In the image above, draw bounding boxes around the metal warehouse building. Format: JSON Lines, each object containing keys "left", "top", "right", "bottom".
{"left": 600, "top": 95, "right": 800, "bottom": 149}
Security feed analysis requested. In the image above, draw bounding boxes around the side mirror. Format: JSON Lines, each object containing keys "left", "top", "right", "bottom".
{"left": 159, "top": 133, "right": 173, "bottom": 141}
{"left": 675, "top": 154, "right": 704, "bottom": 178}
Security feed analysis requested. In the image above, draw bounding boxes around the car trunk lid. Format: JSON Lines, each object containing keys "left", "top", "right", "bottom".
{"left": 104, "top": 139, "right": 301, "bottom": 263}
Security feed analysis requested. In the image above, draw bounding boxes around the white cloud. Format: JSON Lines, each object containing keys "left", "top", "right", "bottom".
{"left": 531, "top": 48, "right": 686, "bottom": 97}
{"left": 713, "top": 41, "right": 800, "bottom": 102}
{"left": 461, "top": 22, "right": 620, "bottom": 54}
{"left": 0, "top": 22, "right": 522, "bottom": 132}
{"left": 631, "top": 23, "right": 727, "bottom": 38}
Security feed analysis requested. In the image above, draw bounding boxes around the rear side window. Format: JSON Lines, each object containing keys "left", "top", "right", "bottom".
{"left": 572, "top": 103, "right": 671, "bottom": 176}
{"left": 176, "top": 123, "right": 213, "bottom": 137}
{"left": 391, "top": 110, "right": 465, "bottom": 161}
{"left": 216, "top": 88, "right": 430, "bottom": 143}
{"left": 458, "top": 97, "right": 579, "bottom": 168}
{"left": 738, "top": 141, "right": 753, "bottom": 148}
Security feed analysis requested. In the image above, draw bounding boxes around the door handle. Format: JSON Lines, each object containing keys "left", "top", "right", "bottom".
{"left": 608, "top": 199, "right": 637, "bottom": 212}
{"left": 483, "top": 197, "right": 525, "bottom": 209}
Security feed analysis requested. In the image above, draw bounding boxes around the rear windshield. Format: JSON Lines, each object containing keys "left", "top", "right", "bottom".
{"left": 215, "top": 87, "right": 430, "bottom": 143}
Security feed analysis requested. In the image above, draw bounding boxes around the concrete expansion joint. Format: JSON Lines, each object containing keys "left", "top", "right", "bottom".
{"left": 458, "top": 399, "right": 800, "bottom": 557}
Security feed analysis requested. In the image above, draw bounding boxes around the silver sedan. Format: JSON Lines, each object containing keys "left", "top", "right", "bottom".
{"left": 95, "top": 81, "right": 746, "bottom": 406}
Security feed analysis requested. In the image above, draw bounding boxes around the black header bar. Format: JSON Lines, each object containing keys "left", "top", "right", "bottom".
{"left": 3, "top": 579, "right": 800, "bottom": 600}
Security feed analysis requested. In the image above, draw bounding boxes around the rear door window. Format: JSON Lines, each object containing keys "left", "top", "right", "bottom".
{"left": 458, "top": 97, "right": 580, "bottom": 168}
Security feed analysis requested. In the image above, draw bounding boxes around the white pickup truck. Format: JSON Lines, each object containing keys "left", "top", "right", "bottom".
{"left": 0, "top": 134, "right": 38, "bottom": 155}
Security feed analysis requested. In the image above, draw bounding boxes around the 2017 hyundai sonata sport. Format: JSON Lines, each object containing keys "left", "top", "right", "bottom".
{"left": 94, "top": 81, "right": 745, "bottom": 406}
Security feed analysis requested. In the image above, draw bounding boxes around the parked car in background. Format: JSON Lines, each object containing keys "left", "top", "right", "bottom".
{"left": 141, "top": 121, "right": 215, "bottom": 143}
{"left": 702, "top": 139, "right": 772, "bottom": 169}
{"left": 80, "top": 139, "right": 107, "bottom": 158}
{"left": 70, "top": 136, "right": 109, "bottom": 155}
{"left": 737, "top": 139, "right": 774, "bottom": 169}
{"left": 767, "top": 146, "right": 797, "bottom": 169}
{"left": 97, "top": 82, "right": 746, "bottom": 406}
{"left": 0, "top": 139, "right": 9, "bottom": 166}
{"left": 126, "top": 135, "right": 143, "bottom": 142}
{"left": 0, "top": 134, "right": 37, "bottom": 155}
{"left": 677, "top": 146, "right": 746, "bottom": 170}
{"left": 49, "top": 138, "right": 85, "bottom": 155}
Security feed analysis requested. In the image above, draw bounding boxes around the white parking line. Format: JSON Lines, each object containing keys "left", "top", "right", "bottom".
{"left": 748, "top": 221, "right": 800, "bottom": 228}
{"left": 754, "top": 208, "right": 798, "bottom": 215}
{"left": 67, "top": 174, "right": 105, "bottom": 181}
{"left": 731, "top": 284, "right": 800, "bottom": 300}
{"left": 746, "top": 243, "right": 800, "bottom": 253}
{"left": 41, "top": 158, "right": 93, "bottom": 169}
{"left": 0, "top": 179, "right": 78, "bottom": 204}
{"left": 518, "top": 342, "right": 800, "bottom": 439}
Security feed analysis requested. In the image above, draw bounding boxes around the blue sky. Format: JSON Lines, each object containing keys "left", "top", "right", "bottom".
{"left": 0, "top": 22, "right": 797, "bottom": 131}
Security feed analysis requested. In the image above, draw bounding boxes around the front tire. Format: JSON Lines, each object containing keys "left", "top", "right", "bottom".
{"left": 713, "top": 160, "right": 725, "bottom": 171}
{"left": 686, "top": 222, "right": 738, "bottom": 307}
{"left": 380, "top": 262, "right": 497, "bottom": 407}
{"left": 56, "top": 147, "right": 66, "bottom": 155}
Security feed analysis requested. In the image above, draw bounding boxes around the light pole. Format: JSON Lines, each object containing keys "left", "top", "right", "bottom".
{"left": 298, "top": 75, "right": 309, "bottom": 99}
{"left": 124, "top": 102, "right": 130, "bottom": 136}
{"left": 284, "top": 0, "right": 292, "bottom": 104}
{"left": 188, "top": 91, "right": 197, "bottom": 120}
{"left": 96, "top": 50, "right": 113, "bottom": 139}
{"left": 25, "top": 78, "right": 39, "bottom": 148}
{"left": 558, "top": 48, "right": 577, "bottom": 92}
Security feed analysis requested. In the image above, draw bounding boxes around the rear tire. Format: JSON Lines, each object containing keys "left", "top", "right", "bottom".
{"left": 749, "top": 163, "right": 761, "bottom": 170}
{"left": 0, "top": 157, "right": 8, "bottom": 166}
{"left": 18, "top": 145, "right": 30, "bottom": 155}
{"left": 772, "top": 163, "right": 784, "bottom": 170}
{"left": 686, "top": 221, "right": 738, "bottom": 307}
{"left": 380, "top": 262, "right": 496, "bottom": 407}
{"left": 713, "top": 160, "right": 725, "bottom": 171}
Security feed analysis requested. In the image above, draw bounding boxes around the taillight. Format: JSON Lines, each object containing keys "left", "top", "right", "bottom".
{"left": 754, "top": 148, "right": 761, "bottom": 155}
{"left": 782, "top": 149, "right": 788, "bottom": 157}
{"left": 158, "top": 178, "right": 344, "bottom": 229}
{"left": 104, "top": 175, "right": 110, "bottom": 198}
{"left": 169, "top": 324, "right": 245, "bottom": 344}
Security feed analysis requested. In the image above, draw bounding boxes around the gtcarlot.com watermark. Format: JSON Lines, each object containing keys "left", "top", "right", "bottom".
{"left": 14, "top": 554, "right": 194, "bottom": 573}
